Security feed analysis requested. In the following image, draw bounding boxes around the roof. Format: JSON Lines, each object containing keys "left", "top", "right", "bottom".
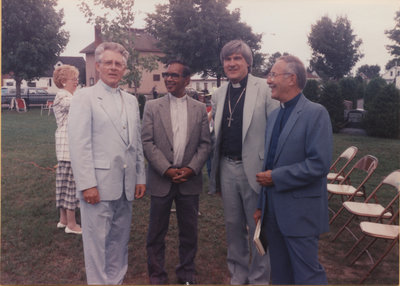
{"left": 80, "top": 28, "right": 161, "bottom": 54}
{"left": 43, "top": 56, "right": 86, "bottom": 77}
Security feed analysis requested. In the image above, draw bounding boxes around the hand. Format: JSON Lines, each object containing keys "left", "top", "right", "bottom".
{"left": 164, "top": 168, "right": 179, "bottom": 178}
{"left": 253, "top": 209, "right": 262, "bottom": 225}
{"left": 256, "top": 170, "right": 274, "bottom": 186}
{"left": 172, "top": 167, "right": 194, "bottom": 183}
{"left": 83, "top": 187, "right": 100, "bottom": 205}
{"left": 135, "top": 184, "right": 146, "bottom": 199}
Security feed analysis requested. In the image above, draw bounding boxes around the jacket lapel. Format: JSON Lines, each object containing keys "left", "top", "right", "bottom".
{"left": 214, "top": 83, "right": 228, "bottom": 139}
{"left": 159, "top": 95, "right": 174, "bottom": 147}
{"left": 242, "top": 74, "right": 258, "bottom": 143}
{"left": 274, "top": 94, "right": 306, "bottom": 164}
{"left": 186, "top": 97, "right": 197, "bottom": 146}
{"left": 123, "top": 93, "right": 136, "bottom": 147}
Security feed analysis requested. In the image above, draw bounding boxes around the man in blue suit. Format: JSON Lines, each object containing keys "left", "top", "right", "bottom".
{"left": 253, "top": 55, "right": 332, "bottom": 285}
{"left": 68, "top": 42, "right": 146, "bottom": 284}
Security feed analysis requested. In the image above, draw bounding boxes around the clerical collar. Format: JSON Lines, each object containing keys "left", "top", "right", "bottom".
{"left": 230, "top": 75, "right": 248, "bottom": 89}
{"left": 99, "top": 80, "right": 120, "bottom": 94}
{"left": 281, "top": 93, "right": 301, "bottom": 109}
{"left": 169, "top": 93, "right": 187, "bottom": 102}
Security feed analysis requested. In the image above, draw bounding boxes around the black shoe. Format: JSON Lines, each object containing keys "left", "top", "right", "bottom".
{"left": 177, "top": 278, "right": 196, "bottom": 285}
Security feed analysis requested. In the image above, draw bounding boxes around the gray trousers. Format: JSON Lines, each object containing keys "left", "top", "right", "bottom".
{"left": 80, "top": 192, "right": 133, "bottom": 285}
{"left": 220, "top": 157, "right": 271, "bottom": 285}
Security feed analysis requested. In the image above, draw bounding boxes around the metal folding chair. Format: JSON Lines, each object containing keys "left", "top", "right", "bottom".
{"left": 41, "top": 100, "right": 53, "bottom": 116}
{"left": 344, "top": 174, "right": 399, "bottom": 283}
{"left": 328, "top": 155, "right": 378, "bottom": 224}
{"left": 331, "top": 170, "right": 400, "bottom": 242}
{"left": 327, "top": 146, "right": 358, "bottom": 183}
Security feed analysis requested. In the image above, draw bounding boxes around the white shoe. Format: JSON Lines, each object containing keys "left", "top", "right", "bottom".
{"left": 57, "top": 222, "right": 66, "bottom": 229}
{"left": 65, "top": 226, "right": 82, "bottom": 235}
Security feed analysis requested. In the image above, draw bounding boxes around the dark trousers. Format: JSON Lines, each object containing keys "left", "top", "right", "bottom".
{"left": 146, "top": 184, "right": 199, "bottom": 284}
{"left": 263, "top": 214, "right": 327, "bottom": 285}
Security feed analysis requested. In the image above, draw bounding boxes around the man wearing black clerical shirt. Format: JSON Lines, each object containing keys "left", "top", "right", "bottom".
{"left": 210, "top": 40, "right": 279, "bottom": 285}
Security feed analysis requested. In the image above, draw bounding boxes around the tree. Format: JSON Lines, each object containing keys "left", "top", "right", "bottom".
{"left": 308, "top": 15, "right": 363, "bottom": 80}
{"left": 364, "top": 84, "right": 400, "bottom": 138}
{"left": 2, "top": 0, "right": 69, "bottom": 97}
{"left": 303, "top": 79, "right": 320, "bottom": 103}
{"left": 385, "top": 58, "right": 400, "bottom": 70}
{"left": 319, "top": 81, "right": 344, "bottom": 132}
{"left": 263, "top": 52, "right": 290, "bottom": 75}
{"left": 385, "top": 9, "right": 400, "bottom": 65}
{"left": 364, "top": 77, "right": 387, "bottom": 110}
{"left": 357, "top": 64, "right": 381, "bottom": 79}
{"left": 79, "top": 0, "right": 158, "bottom": 94}
{"left": 145, "top": 0, "right": 263, "bottom": 86}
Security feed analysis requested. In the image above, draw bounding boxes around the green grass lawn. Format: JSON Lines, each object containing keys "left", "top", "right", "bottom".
{"left": 1, "top": 108, "right": 399, "bottom": 284}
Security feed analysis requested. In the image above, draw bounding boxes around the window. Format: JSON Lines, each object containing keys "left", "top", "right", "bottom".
{"left": 204, "top": 83, "right": 208, "bottom": 91}
{"left": 390, "top": 71, "right": 393, "bottom": 76}
{"left": 27, "top": 82, "right": 36, "bottom": 87}
{"left": 153, "top": 74, "right": 161, "bottom": 81}
{"left": 196, "top": 83, "right": 200, "bottom": 90}
{"left": 49, "top": 78, "right": 52, "bottom": 87}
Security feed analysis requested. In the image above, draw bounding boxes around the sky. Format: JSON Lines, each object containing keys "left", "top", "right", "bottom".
{"left": 58, "top": 0, "right": 399, "bottom": 73}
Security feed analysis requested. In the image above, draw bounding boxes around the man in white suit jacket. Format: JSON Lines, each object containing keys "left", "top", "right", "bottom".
{"left": 68, "top": 42, "right": 146, "bottom": 285}
{"left": 210, "top": 40, "right": 278, "bottom": 285}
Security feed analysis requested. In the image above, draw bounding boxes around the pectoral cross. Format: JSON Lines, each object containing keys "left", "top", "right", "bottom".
{"left": 227, "top": 115, "right": 233, "bottom": 127}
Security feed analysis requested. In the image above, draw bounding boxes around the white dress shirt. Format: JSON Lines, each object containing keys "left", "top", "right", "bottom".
{"left": 169, "top": 93, "right": 188, "bottom": 166}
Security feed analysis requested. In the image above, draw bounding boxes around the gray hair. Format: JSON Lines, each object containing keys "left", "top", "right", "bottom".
{"left": 95, "top": 42, "right": 129, "bottom": 65}
{"left": 277, "top": 55, "right": 307, "bottom": 90}
{"left": 220, "top": 40, "right": 253, "bottom": 72}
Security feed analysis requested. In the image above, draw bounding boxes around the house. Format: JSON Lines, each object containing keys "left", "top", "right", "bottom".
{"left": 2, "top": 56, "right": 86, "bottom": 93}
{"left": 80, "top": 26, "right": 167, "bottom": 95}
{"left": 189, "top": 73, "right": 227, "bottom": 94}
{"left": 382, "top": 65, "right": 400, "bottom": 89}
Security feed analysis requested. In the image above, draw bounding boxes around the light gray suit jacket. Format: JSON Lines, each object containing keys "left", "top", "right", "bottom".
{"left": 68, "top": 81, "right": 146, "bottom": 201}
{"left": 210, "top": 74, "right": 279, "bottom": 194}
{"left": 141, "top": 95, "right": 211, "bottom": 197}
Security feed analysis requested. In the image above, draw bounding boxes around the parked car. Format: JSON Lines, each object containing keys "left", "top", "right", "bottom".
{"left": 1, "top": 87, "right": 56, "bottom": 107}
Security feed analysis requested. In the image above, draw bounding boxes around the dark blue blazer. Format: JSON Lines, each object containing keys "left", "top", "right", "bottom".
{"left": 257, "top": 94, "right": 332, "bottom": 237}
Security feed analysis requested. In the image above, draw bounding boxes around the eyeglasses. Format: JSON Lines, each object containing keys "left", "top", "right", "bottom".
{"left": 67, "top": 78, "right": 79, "bottom": 82}
{"left": 267, "top": 72, "right": 292, "bottom": 79}
{"left": 162, "top": 72, "right": 181, "bottom": 79}
{"left": 100, "top": 60, "right": 125, "bottom": 70}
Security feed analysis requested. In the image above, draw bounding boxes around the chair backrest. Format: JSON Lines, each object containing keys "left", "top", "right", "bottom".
{"left": 373, "top": 170, "right": 400, "bottom": 224}
{"left": 46, "top": 100, "right": 53, "bottom": 108}
{"left": 364, "top": 170, "right": 400, "bottom": 205}
{"left": 339, "top": 155, "right": 378, "bottom": 188}
{"left": 329, "top": 146, "right": 358, "bottom": 173}
{"left": 16, "top": 98, "right": 26, "bottom": 109}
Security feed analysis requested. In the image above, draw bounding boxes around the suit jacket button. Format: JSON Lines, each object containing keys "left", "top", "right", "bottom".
{"left": 123, "top": 164, "right": 127, "bottom": 168}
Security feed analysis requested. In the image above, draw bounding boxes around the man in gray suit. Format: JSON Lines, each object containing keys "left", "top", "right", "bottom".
{"left": 254, "top": 55, "right": 332, "bottom": 284}
{"left": 210, "top": 40, "right": 278, "bottom": 285}
{"left": 141, "top": 60, "right": 211, "bottom": 285}
{"left": 68, "top": 42, "right": 146, "bottom": 285}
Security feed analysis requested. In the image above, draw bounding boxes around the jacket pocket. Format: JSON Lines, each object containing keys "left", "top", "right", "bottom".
{"left": 94, "top": 159, "right": 110, "bottom": 169}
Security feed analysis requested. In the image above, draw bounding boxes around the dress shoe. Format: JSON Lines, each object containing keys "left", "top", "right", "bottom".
{"left": 65, "top": 226, "right": 82, "bottom": 235}
{"left": 177, "top": 278, "right": 196, "bottom": 285}
{"left": 57, "top": 222, "right": 66, "bottom": 229}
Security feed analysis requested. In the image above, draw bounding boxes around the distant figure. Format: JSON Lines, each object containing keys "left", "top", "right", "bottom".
{"left": 142, "top": 60, "right": 211, "bottom": 285}
{"left": 254, "top": 55, "right": 332, "bottom": 284}
{"left": 52, "top": 64, "right": 81, "bottom": 235}
{"left": 152, "top": 86, "right": 158, "bottom": 99}
{"left": 209, "top": 40, "right": 279, "bottom": 285}
{"left": 68, "top": 42, "right": 146, "bottom": 284}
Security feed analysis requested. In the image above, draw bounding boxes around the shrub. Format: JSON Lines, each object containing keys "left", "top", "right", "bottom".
{"left": 303, "top": 79, "right": 320, "bottom": 103}
{"left": 319, "top": 81, "right": 344, "bottom": 133}
{"left": 364, "top": 84, "right": 400, "bottom": 138}
{"left": 364, "top": 77, "right": 387, "bottom": 110}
